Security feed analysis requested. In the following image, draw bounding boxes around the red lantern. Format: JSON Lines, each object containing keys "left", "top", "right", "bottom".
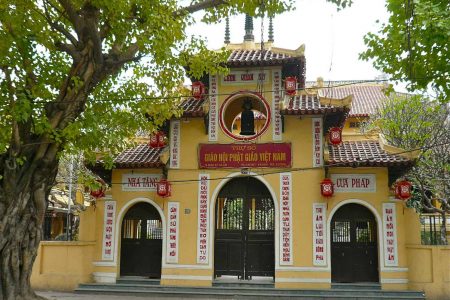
{"left": 285, "top": 77, "right": 297, "bottom": 96}
{"left": 157, "top": 179, "right": 171, "bottom": 198}
{"left": 192, "top": 81, "right": 205, "bottom": 99}
{"left": 395, "top": 180, "right": 412, "bottom": 200}
{"left": 90, "top": 179, "right": 106, "bottom": 199}
{"left": 149, "top": 134, "right": 158, "bottom": 148}
{"left": 329, "top": 127, "right": 342, "bottom": 145}
{"left": 157, "top": 131, "right": 166, "bottom": 147}
{"left": 320, "top": 178, "right": 334, "bottom": 197}
{"left": 148, "top": 131, "right": 166, "bottom": 148}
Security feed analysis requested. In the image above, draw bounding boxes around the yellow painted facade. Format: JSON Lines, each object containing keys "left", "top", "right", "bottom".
{"left": 31, "top": 45, "right": 449, "bottom": 299}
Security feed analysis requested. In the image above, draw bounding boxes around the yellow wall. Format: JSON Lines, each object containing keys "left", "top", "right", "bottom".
{"left": 31, "top": 241, "right": 95, "bottom": 291}
{"left": 407, "top": 245, "right": 450, "bottom": 300}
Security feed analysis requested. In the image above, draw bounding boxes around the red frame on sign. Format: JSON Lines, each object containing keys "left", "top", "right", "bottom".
{"left": 198, "top": 143, "right": 292, "bottom": 169}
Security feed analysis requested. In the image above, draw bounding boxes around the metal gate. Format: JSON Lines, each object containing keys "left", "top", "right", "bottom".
{"left": 120, "top": 202, "right": 162, "bottom": 278}
{"left": 331, "top": 203, "right": 379, "bottom": 283}
{"left": 214, "top": 177, "right": 275, "bottom": 279}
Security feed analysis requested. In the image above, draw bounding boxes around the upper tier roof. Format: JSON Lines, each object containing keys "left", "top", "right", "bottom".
{"left": 317, "top": 84, "right": 388, "bottom": 117}
{"left": 281, "top": 94, "right": 349, "bottom": 115}
{"left": 114, "top": 144, "right": 165, "bottom": 168}
{"left": 327, "top": 140, "right": 411, "bottom": 167}
{"left": 180, "top": 82, "right": 388, "bottom": 118}
{"left": 227, "top": 49, "right": 304, "bottom": 67}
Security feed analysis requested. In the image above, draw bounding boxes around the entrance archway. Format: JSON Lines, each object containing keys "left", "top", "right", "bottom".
{"left": 214, "top": 177, "right": 275, "bottom": 279}
{"left": 120, "top": 202, "right": 162, "bottom": 278}
{"left": 331, "top": 203, "right": 379, "bottom": 283}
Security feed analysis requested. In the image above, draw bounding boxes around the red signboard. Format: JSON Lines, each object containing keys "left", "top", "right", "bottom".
{"left": 198, "top": 143, "right": 292, "bottom": 168}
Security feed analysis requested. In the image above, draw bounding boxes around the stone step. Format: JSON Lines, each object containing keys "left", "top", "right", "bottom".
{"left": 75, "top": 283, "right": 425, "bottom": 299}
{"left": 331, "top": 283, "right": 381, "bottom": 290}
{"left": 213, "top": 280, "right": 275, "bottom": 289}
{"left": 116, "top": 276, "right": 160, "bottom": 285}
{"left": 76, "top": 287, "right": 425, "bottom": 299}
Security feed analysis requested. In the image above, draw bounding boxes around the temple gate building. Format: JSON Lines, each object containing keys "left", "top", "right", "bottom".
{"left": 31, "top": 16, "right": 450, "bottom": 300}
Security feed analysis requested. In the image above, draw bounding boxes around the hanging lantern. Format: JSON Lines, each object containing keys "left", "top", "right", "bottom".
{"left": 329, "top": 127, "right": 342, "bottom": 145}
{"left": 148, "top": 131, "right": 166, "bottom": 148}
{"left": 320, "top": 178, "right": 334, "bottom": 197}
{"left": 90, "top": 179, "right": 106, "bottom": 199}
{"left": 149, "top": 134, "right": 158, "bottom": 148}
{"left": 192, "top": 81, "right": 205, "bottom": 99}
{"left": 395, "top": 180, "right": 412, "bottom": 200}
{"left": 157, "top": 131, "right": 166, "bottom": 147}
{"left": 284, "top": 77, "right": 297, "bottom": 96}
{"left": 157, "top": 179, "right": 171, "bottom": 198}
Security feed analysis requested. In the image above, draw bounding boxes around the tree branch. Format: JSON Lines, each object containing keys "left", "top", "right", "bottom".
{"left": 174, "top": 0, "right": 228, "bottom": 17}
{"left": 42, "top": 0, "right": 79, "bottom": 47}
{"left": 57, "top": 0, "right": 83, "bottom": 36}
{"left": 55, "top": 42, "right": 81, "bottom": 61}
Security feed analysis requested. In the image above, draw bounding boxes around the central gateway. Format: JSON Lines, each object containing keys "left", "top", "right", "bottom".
{"left": 214, "top": 177, "right": 275, "bottom": 279}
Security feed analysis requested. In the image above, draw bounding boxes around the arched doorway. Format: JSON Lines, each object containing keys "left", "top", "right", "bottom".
{"left": 331, "top": 203, "right": 379, "bottom": 283}
{"left": 120, "top": 202, "right": 162, "bottom": 278}
{"left": 214, "top": 177, "right": 275, "bottom": 279}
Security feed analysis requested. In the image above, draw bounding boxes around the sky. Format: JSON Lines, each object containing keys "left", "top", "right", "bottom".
{"left": 185, "top": 0, "right": 389, "bottom": 83}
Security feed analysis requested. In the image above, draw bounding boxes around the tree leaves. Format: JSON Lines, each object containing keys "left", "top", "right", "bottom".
{"left": 360, "top": 0, "right": 450, "bottom": 102}
{"left": 367, "top": 94, "right": 450, "bottom": 218}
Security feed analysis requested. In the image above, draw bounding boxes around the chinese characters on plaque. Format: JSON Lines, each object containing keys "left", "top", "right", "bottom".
{"left": 312, "top": 118, "right": 323, "bottom": 167}
{"left": 313, "top": 203, "right": 327, "bottom": 266}
{"left": 102, "top": 201, "right": 116, "bottom": 260}
{"left": 272, "top": 70, "right": 282, "bottom": 141}
{"left": 169, "top": 120, "right": 180, "bottom": 168}
{"left": 197, "top": 174, "right": 210, "bottom": 264}
{"left": 166, "top": 202, "right": 179, "bottom": 263}
{"left": 383, "top": 203, "right": 398, "bottom": 266}
{"left": 280, "top": 172, "right": 293, "bottom": 265}
{"left": 209, "top": 75, "right": 218, "bottom": 141}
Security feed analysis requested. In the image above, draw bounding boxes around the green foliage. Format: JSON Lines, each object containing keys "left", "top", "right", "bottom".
{"left": 368, "top": 95, "right": 445, "bottom": 150}
{"left": 0, "top": 0, "right": 351, "bottom": 166}
{"left": 360, "top": 0, "right": 450, "bottom": 102}
{"left": 368, "top": 94, "right": 450, "bottom": 218}
{"left": 0, "top": 0, "right": 300, "bottom": 164}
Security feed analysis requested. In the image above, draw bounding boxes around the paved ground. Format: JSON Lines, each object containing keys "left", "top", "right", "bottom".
{"left": 37, "top": 291, "right": 186, "bottom": 300}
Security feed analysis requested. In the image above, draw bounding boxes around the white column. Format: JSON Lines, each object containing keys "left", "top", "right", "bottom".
{"left": 272, "top": 70, "right": 282, "bottom": 141}
{"left": 383, "top": 203, "right": 398, "bottom": 266}
{"left": 169, "top": 120, "right": 181, "bottom": 168}
{"left": 312, "top": 118, "right": 323, "bottom": 167}
{"left": 209, "top": 75, "right": 218, "bottom": 141}
{"left": 313, "top": 203, "right": 327, "bottom": 266}
{"left": 279, "top": 172, "right": 293, "bottom": 265}
{"left": 166, "top": 202, "right": 180, "bottom": 263}
{"left": 102, "top": 200, "right": 116, "bottom": 261}
{"left": 197, "top": 174, "right": 210, "bottom": 264}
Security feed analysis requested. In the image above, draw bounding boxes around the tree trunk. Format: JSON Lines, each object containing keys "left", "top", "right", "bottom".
{"left": 0, "top": 159, "right": 58, "bottom": 300}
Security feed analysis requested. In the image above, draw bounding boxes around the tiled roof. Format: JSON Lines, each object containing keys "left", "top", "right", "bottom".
{"left": 305, "top": 80, "right": 375, "bottom": 88}
{"left": 180, "top": 97, "right": 205, "bottom": 117}
{"left": 327, "top": 140, "right": 411, "bottom": 167}
{"left": 318, "top": 84, "right": 388, "bottom": 117}
{"left": 114, "top": 144, "right": 165, "bottom": 168}
{"left": 227, "top": 49, "right": 302, "bottom": 67}
{"left": 281, "top": 95, "right": 349, "bottom": 115}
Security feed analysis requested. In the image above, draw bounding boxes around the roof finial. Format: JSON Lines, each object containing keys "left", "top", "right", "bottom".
{"left": 224, "top": 16, "right": 230, "bottom": 44}
{"left": 244, "top": 14, "right": 254, "bottom": 42}
{"left": 268, "top": 17, "right": 274, "bottom": 43}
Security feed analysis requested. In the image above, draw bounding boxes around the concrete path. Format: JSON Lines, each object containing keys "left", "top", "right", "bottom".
{"left": 37, "top": 291, "right": 188, "bottom": 300}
